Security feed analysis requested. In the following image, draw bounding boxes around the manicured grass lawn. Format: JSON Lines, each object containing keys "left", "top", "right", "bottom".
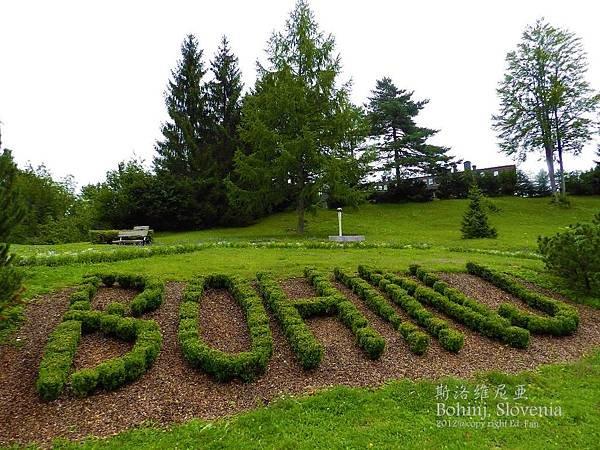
{"left": 53, "top": 350, "right": 600, "bottom": 449}
{"left": 11, "top": 196, "right": 600, "bottom": 259}
{"left": 154, "top": 196, "right": 600, "bottom": 251}
{"left": 4, "top": 196, "right": 599, "bottom": 448}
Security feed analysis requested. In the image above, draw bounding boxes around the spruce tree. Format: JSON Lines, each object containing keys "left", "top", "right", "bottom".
{"left": 0, "top": 149, "right": 24, "bottom": 320}
{"left": 461, "top": 185, "right": 497, "bottom": 239}
{"left": 153, "top": 35, "right": 225, "bottom": 229}
{"left": 366, "top": 77, "right": 452, "bottom": 184}
{"left": 154, "top": 34, "right": 214, "bottom": 178}
{"left": 208, "top": 36, "right": 243, "bottom": 176}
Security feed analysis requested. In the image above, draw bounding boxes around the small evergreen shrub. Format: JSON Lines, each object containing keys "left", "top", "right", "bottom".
{"left": 178, "top": 275, "right": 273, "bottom": 382}
{"left": 538, "top": 215, "right": 600, "bottom": 292}
{"left": 467, "top": 262, "right": 579, "bottom": 336}
{"left": 461, "top": 185, "right": 498, "bottom": 239}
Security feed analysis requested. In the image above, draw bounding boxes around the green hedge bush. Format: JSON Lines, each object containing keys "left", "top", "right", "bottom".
{"left": 358, "top": 265, "right": 464, "bottom": 353}
{"left": 334, "top": 268, "right": 430, "bottom": 355}
{"left": 84, "top": 273, "right": 165, "bottom": 316}
{"left": 69, "top": 316, "right": 162, "bottom": 397}
{"left": 178, "top": 275, "right": 273, "bottom": 382}
{"left": 408, "top": 265, "right": 530, "bottom": 348}
{"left": 466, "top": 262, "right": 579, "bottom": 336}
{"left": 305, "top": 268, "right": 385, "bottom": 360}
{"left": 36, "top": 320, "right": 82, "bottom": 400}
{"left": 538, "top": 216, "right": 600, "bottom": 292}
{"left": 37, "top": 274, "right": 163, "bottom": 400}
{"left": 256, "top": 273, "right": 325, "bottom": 369}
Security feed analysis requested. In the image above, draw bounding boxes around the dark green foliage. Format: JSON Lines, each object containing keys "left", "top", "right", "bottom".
{"left": 564, "top": 167, "right": 600, "bottom": 196}
{"left": 366, "top": 77, "right": 452, "bottom": 184}
{"left": 461, "top": 185, "right": 498, "bottom": 239}
{"left": 370, "top": 179, "right": 433, "bottom": 204}
{"left": 0, "top": 149, "right": 24, "bottom": 325}
{"left": 409, "top": 265, "right": 530, "bottom": 348}
{"left": 230, "top": 1, "right": 369, "bottom": 233}
{"left": 36, "top": 320, "right": 82, "bottom": 400}
{"left": 256, "top": 273, "right": 324, "bottom": 369}
{"left": 538, "top": 216, "right": 600, "bottom": 292}
{"left": 467, "top": 262, "right": 579, "bottom": 336}
{"left": 357, "top": 265, "right": 464, "bottom": 353}
{"left": 207, "top": 35, "right": 243, "bottom": 178}
{"left": 178, "top": 275, "right": 273, "bottom": 382}
{"left": 89, "top": 229, "right": 154, "bottom": 244}
{"left": 7, "top": 163, "right": 91, "bottom": 244}
{"left": 304, "top": 268, "right": 385, "bottom": 360}
{"left": 334, "top": 267, "right": 429, "bottom": 355}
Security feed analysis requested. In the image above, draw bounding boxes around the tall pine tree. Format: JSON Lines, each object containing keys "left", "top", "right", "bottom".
{"left": 366, "top": 77, "right": 451, "bottom": 184}
{"left": 154, "top": 34, "right": 214, "bottom": 178}
{"left": 153, "top": 35, "right": 225, "bottom": 229}
{"left": 230, "top": 0, "right": 369, "bottom": 233}
{"left": 208, "top": 36, "right": 243, "bottom": 176}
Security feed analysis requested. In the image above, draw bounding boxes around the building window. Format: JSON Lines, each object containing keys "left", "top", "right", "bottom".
{"left": 493, "top": 170, "right": 499, "bottom": 177}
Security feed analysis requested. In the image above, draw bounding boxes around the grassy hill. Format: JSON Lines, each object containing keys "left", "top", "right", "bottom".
{"left": 155, "top": 196, "right": 600, "bottom": 251}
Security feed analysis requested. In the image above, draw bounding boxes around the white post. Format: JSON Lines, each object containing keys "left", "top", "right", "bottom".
{"left": 337, "top": 208, "right": 343, "bottom": 237}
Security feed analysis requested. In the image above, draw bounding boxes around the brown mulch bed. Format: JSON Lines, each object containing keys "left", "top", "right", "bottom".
{"left": 72, "top": 333, "right": 133, "bottom": 371}
{"left": 91, "top": 286, "right": 139, "bottom": 311}
{"left": 199, "top": 288, "right": 252, "bottom": 353}
{"left": 437, "top": 273, "right": 552, "bottom": 316}
{"left": 278, "top": 277, "right": 318, "bottom": 298}
{"left": 1, "top": 277, "right": 599, "bottom": 447}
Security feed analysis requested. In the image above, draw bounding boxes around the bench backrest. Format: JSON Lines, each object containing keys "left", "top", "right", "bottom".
{"left": 133, "top": 226, "right": 150, "bottom": 231}
{"left": 118, "top": 230, "right": 148, "bottom": 238}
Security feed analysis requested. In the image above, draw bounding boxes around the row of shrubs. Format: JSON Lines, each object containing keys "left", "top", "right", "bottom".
{"left": 37, "top": 275, "right": 163, "bottom": 400}
{"left": 67, "top": 273, "right": 164, "bottom": 317}
{"left": 15, "top": 242, "right": 432, "bottom": 268}
{"left": 466, "top": 262, "right": 579, "bottom": 336}
{"left": 178, "top": 274, "right": 273, "bottom": 382}
{"left": 408, "top": 265, "right": 530, "bottom": 348}
{"left": 256, "top": 272, "right": 325, "bottom": 369}
{"left": 304, "top": 267, "right": 386, "bottom": 360}
{"left": 357, "top": 265, "right": 464, "bottom": 353}
{"left": 89, "top": 229, "right": 154, "bottom": 244}
{"left": 334, "top": 268, "right": 430, "bottom": 355}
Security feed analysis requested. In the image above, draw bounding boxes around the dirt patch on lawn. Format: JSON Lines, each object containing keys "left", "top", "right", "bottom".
{"left": 1, "top": 277, "right": 599, "bottom": 447}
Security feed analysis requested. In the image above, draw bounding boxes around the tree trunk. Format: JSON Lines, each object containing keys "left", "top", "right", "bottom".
{"left": 557, "top": 147, "right": 566, "bottom": 196}
{"left": 392, "top": 127, "right": 400, "bottom": 184}
{"left": 553, "top": 108, "right": 566, "bottom": 196}
{"left": 544, "top": 144, "right": 557, "bottom": 194}
{"left": 297, "top": 195, "right": 305, "bottom": 234}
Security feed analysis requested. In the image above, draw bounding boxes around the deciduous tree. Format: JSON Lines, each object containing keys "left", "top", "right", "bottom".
{"left": 493, "top": 19, "right": 600, "bottom": 196}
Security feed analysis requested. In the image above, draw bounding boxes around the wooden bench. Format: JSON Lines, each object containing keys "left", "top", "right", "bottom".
{"left": 112, "top": 227, "right": 150, "bottom": 245}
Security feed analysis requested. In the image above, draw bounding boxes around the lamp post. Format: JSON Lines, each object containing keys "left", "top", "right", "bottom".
{"left": 337, "top": 207, "right": 343, "bottom": 237}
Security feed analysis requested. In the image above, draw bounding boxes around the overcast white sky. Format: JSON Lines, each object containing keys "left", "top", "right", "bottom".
{"left": 1, "top": 0, "right": 599, "bottom": 188}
